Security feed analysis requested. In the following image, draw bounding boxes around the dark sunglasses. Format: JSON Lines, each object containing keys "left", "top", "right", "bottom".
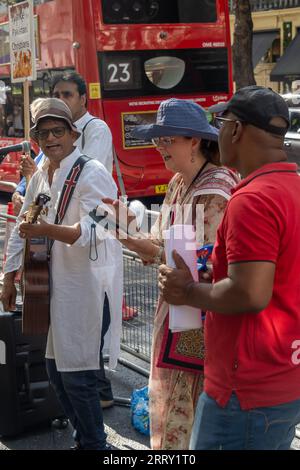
{"left": 34, "top": 126, "right": 68, "bottom": 140}
{"left": 214, "top": 116, "right": 241, "bottom": 129}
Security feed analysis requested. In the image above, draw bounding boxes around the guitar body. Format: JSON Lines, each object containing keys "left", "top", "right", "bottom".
{"left": 22, "top": 194, "right": 51, "bottom": 336}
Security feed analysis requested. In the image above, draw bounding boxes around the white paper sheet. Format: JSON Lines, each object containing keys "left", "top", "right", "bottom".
{"left": 163, "top": 224, "right": 202, "bottom": 332}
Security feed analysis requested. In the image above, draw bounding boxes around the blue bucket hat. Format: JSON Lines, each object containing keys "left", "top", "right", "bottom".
{"left": 132, "top": 98, "right": 219, "bottom": 142}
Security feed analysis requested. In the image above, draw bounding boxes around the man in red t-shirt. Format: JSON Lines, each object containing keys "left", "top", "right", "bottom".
{"left": 159, "top": 86, "right": 300, "bottom": 450}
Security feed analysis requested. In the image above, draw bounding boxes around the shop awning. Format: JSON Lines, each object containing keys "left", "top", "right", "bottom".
{"left": 271, "top": 32, "right": 300, "bottom": 81}
{"left": 252, "top": 31, "right": 278, "bottom": 68}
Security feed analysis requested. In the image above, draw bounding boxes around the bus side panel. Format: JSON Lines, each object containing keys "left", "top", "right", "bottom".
{"left": 36, "top": 0, "right": 75, "bottom": 70}
{"left": 72, "top": 0, "right": 105, "bottom": 120}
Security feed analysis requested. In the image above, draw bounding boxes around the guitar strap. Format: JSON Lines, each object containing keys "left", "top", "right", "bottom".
{"left": 48, "top": 155, "right": 91, "bottom": 253}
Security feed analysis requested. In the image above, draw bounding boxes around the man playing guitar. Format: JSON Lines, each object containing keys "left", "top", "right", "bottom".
{"left": 0, "top": 98, "right": 122, "bottom": 450}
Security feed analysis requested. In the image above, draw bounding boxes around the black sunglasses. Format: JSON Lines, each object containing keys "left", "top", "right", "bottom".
{"left": 34, "top": 126, "right": 68, "bottom": 140}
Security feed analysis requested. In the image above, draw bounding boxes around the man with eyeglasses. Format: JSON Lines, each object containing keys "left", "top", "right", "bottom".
{"left": 0, "top": 98, "right": 122, "bottom": 450}
{"left": 51, "top": 72, "right": 115, "bottom": 412}
{"left": 11, "top": 72, "right": 116, "bottom": 411}
{"left": 158, "top": 86, "right": 300, "bottom": 450}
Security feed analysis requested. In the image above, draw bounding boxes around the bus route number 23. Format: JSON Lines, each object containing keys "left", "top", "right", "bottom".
{"left": 108, "top": 63, "right": 131, "bottom": 84}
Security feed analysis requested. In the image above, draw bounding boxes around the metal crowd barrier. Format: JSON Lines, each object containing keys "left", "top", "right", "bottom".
{"left": 120, "top": 208, "right": 159, "bottom": 369}
{"left": 0, "top": 212, "right": 17, "bottom": 221}
{"left": 121, "top": 248, "right": 158, "bottom": 364}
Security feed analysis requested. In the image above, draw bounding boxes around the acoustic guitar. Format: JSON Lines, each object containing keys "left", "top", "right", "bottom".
{"left": 22, "top": 193, "right": 51, "bottom": 336}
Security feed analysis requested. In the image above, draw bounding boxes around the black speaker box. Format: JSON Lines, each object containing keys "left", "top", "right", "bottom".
{"left": 0, "top": 310, "right": 63, "bottom": 437}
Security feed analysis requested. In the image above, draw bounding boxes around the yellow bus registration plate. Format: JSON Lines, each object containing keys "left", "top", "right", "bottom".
{"left": 155, "top": 184, "right": 168, "bottom": 194}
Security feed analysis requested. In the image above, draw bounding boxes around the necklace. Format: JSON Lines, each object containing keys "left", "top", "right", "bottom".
{"left": 180, "top": 160, "right": 210, "bottom": 203}
{"left": 169, "top": 160, "right": 210, "bottom": 226}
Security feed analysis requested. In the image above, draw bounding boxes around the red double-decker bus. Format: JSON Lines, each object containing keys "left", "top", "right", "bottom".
{"left": 0, "top": 0, "right": 233, "bottom": 201}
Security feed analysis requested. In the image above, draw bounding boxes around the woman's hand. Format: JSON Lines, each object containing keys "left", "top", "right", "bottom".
{"left": 101, "top": 198, "right": 139, "bottom": 238}
{"left": 19, "top": 217, "right": 49, "bottom": 239}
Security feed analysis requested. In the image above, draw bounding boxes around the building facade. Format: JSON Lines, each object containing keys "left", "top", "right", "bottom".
{"left": 229, "top": 1, "right": 300, "bottom": 92}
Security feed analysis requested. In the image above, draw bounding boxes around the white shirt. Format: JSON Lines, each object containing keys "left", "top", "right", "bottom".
{"left": 75, "top": 111, "right": 113, "bottom": 174}
{"left": 5, "top": 147, "right": 123, "bottom": 372}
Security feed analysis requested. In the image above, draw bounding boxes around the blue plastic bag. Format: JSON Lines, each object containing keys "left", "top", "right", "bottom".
{"left": 131, "top": 386, "right": 150, "bottom": 436}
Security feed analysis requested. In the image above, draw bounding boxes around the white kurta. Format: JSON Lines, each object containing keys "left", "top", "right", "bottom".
{"left": 5, "top": 148, "right": 123, "bottom": 372}
{"left": 75, "top": 112, "right": 113, "bottom": 174}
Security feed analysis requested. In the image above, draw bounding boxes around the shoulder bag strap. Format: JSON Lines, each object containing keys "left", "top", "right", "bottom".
{"left": 81, "top": 118, "right": 99, "bottom": 149}
{"left": 82, "top": 117, "right": 127, "bottom": 201}
{"left": 112, "top": 145, "right": 127, "bottom": 202}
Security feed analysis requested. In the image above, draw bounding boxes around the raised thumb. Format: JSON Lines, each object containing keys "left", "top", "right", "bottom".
{"left": 172, "top": 250, "right": 188, "bottom": 270}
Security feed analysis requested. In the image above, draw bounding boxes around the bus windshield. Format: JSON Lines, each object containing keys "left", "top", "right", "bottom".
{"left": 102, "top": 0, "right": 217, "bottom": 24}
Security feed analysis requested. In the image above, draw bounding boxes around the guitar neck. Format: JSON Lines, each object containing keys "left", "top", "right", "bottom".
{"left": 25, "top": 204, "right": 44, "bottom": 224}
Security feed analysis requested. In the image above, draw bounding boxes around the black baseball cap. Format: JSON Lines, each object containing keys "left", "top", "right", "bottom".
{"left": 209, "top": 86, "right": 290, "bottom": 136}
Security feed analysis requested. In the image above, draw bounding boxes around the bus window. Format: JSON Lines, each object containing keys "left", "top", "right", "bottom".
{"left": 99, "top": 48, "right": 229, "bottom": 98}
{"left": 177, "top": 0, "right": 217, "bottom": 23}
{"left": 102, "top": 0, "right": 217, "bottom": 24}
{"left": 145, "top": 57, "right": 185, "bottom": 90}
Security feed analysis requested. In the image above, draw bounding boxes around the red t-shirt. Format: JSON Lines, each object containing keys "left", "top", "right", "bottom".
{"left": 205, "top": 162, "right": 300, "bottom": 409}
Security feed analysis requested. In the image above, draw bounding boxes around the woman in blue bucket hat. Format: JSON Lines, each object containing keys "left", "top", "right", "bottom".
{"left": 103, "top": 98, "right": 239, "bottom": 449}
{"left": 134, "top": 97, "right": 219, "bottom": 141}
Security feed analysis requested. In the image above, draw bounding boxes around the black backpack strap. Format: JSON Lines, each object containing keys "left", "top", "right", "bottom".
{"left": 81, "top": 118, "right": 100, "bottom": 149}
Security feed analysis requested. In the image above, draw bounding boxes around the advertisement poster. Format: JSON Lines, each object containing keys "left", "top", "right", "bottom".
{"left": 9, "top": 0, "right": 36, "bottom": 83}
{"left": 122, "top": 111, "right": 157, "bottom": 149}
